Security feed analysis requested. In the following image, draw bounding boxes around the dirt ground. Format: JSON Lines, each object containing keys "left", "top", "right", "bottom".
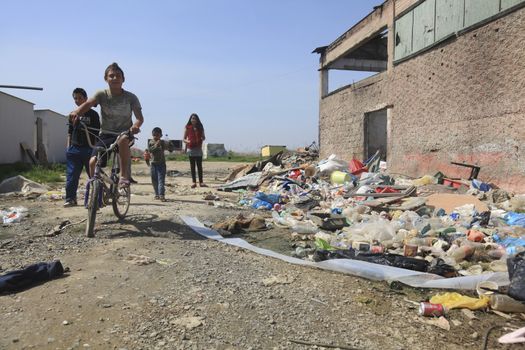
{"left": 0, "top": 161, "right": 521, "bottom": 350}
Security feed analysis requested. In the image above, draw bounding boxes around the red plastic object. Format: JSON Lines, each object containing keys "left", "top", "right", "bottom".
{"left": 349, "top": 159, "right": 367, "bottom": 175}
{"left": 375, "top": 186, "right": 400, "bottom": 194}
{"left": 288, "top": 170, "right": 301, "bottom": 179}
{"left": 443, "top": 178, "right": 464, "bottom": 189}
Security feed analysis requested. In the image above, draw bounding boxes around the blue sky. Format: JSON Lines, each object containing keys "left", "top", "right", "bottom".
{"left": 1, "top": 0, "right": 381, "bottom": 152}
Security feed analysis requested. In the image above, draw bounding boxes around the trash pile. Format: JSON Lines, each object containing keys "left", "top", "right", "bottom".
{"left": 215, "top": 151, "right": 525, "bottom": 302}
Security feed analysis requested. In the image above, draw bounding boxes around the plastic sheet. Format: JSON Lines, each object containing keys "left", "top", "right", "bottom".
{"left": 182, "top": 216, "right": 509, "bottom": 290}
{"left": 1, "top": 207, "right": 29, "bottom": 224}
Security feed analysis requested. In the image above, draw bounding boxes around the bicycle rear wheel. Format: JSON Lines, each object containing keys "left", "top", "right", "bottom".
{"left": 112, "top": 178, "right": 130, "bottom": 219}
{"left": 86, "top": 180, "right": 101, "bottom": 237}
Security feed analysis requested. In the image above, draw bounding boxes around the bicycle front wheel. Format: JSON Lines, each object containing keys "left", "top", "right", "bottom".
{"left": 112, "top": 179, "right": 130, "bottom": 219}
{"left": 86, "top": 180, "right": 101, "bottom": 237}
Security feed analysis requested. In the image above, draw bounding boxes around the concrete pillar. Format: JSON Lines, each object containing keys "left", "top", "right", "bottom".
{"left": 387, "top": 0, "right": 396, "bottom": 72}
{"left": 320, "top": 69, "right": 329, "bottom": 98}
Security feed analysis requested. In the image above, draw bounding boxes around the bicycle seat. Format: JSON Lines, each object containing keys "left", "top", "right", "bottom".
{"left": 95, "top": 146, "right": 106, "bottom": 153}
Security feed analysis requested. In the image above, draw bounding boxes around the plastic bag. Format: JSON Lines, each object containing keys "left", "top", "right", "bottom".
{"left": 1, "top": 207, "right": 28, "bottom": 224}
{"left": 430, "top": 292, "right": 489, "bottom": 310}
{"left": 254, "top": 192, "right": 280, "bottom": 205}
{"left": 413, "top": 175, "right": 436, "bottom": 186}
{"left": 507, "top": 251, "right": 525, "bottom": 301}
{"left": 251, "top": 199, "right": 272, "bottom": 210}
{"left": 505, "top": 212, "right": 525, "bottom": 227}
{"left": 317, "top": 154, "right": 348, "bottom": 175}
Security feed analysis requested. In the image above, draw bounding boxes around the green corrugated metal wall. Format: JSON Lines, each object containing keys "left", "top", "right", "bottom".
{"left": 394, "top": 0, "right": 525, "bottom": 61}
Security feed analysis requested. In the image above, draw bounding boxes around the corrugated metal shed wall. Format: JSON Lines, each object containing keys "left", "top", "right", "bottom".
{"left": 395, "top": 0, "right": 525, "bottom": 61}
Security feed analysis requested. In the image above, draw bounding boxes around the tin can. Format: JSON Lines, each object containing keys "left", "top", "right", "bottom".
{"left": 419, "top": 302, "right": 446, "bottom": 317}
{"left": 370, "top": 245, "right": 384, "bottom": 254}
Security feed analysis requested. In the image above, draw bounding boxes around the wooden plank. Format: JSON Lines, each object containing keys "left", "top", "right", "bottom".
{"left": 19, "top": 142, "right": 37, "bottom": 165}
{"left": 425, "top": 193, "right": 489, "bottom": 213}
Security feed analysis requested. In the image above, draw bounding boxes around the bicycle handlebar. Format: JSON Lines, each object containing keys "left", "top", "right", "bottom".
{"left": 77, "top": 122, "right": 134, "bottom": 151}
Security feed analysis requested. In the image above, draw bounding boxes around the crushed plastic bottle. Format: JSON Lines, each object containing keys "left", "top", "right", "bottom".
{"left": 291, "top": 222, "right": 319, "bottom": 234}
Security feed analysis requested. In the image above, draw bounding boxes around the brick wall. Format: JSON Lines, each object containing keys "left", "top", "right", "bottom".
{"left": 320, "top": 7, "right": 525, "bottom": 192}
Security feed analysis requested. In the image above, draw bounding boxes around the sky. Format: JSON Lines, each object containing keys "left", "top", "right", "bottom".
{"left": 0, "top": 0, "right": 381, "bottom": 152}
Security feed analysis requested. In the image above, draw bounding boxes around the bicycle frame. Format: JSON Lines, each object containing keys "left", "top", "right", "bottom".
{"left": 77, "top": 122, "right": 135, "bottom": 236}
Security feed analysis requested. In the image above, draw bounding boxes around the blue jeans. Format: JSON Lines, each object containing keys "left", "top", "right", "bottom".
{"left": 150, "top": 163, "right": 166, "bottom": 196}
{"left": 65, "top": 145, "right": 92, "bottom": 202}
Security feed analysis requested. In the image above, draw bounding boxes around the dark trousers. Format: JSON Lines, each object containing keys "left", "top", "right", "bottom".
{"left": 189, "top": 156, "right": 203, "bottom": 183}
{"left": 150, "top": 162, "right": 166, "bottom": 196}
{"left": 65, "top": 145, "right": 92, "bottom": 201}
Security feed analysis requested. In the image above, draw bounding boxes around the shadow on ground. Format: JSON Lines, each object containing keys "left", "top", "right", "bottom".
{"left": 104, "top": 213, "right": 205, "bottom": 241}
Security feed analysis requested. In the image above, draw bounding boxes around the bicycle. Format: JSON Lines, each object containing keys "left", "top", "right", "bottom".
{"left": 79, "top": 122, "right": 134, "bottom": 237}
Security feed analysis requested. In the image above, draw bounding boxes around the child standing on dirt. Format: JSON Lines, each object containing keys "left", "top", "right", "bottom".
{"left": 147, "top": 127, "right": 171, "bottom": 201}
{"left": 69, "top": 62, "right": 144, "bottom": 188}
{"left": 64, "top": 88, "right": 100, "bottom": 207}
{"left": 183, "top": 113, "right": 207, "bottom": 188}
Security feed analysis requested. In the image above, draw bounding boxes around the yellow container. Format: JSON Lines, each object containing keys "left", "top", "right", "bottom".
{"left": 261, "top": 145, "right": 286, "bottom": 157}
{"left": 331, "top": 171, "right": 350, "bottom": 184}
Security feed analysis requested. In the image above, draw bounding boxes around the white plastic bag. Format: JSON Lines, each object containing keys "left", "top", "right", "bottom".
{"left": 317, "top": 154, "right": 348, "bottom": 175}
{"left": 1, "top": 206, "right": 28, "bottom": 224}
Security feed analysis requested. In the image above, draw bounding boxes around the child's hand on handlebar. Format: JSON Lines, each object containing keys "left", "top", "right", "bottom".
{"left": 130, "top": 125, "right": 141, "bottom": 134}
{"left": 69, "top": 112, "right": 80, "bottom": 126}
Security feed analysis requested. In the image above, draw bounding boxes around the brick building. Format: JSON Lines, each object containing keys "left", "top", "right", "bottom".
{"left": 315, "top": 0, "right": 525, "bottom": 191}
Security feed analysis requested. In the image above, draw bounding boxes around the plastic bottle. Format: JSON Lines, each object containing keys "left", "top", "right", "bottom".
{"left": 291, "top": 222, "right": 318, "bottom": 234}
{"left": 272, "top": 211, "right": 286, "bottom": 226}
{"left": 450, "top": 245, "right": 475, "bottom": 262}
{"left": 490, "top": 294, "right": 525, "bottom": 313}
{"left": 408, "top": 237, "right": 435, "bottom": 247}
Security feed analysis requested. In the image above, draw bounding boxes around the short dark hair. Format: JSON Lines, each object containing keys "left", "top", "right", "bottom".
{"left": 72, "top": 88, "right": 87, "bottom": 98}
{"left": 104, "top": 62, "right": 125, "bottom": 80}
{"left": 152, "top": 127, "right": 162, "bottom": 135}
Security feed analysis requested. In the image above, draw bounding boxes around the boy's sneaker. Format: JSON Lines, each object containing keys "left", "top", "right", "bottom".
{"left": 159, "top": 196, "right": 166, "bottom": 202}
{"left": 154, "top": 195, "right": 160, "bottom": 200}
{"left": 63, "top": 200, "right": 77, "bottom": 207}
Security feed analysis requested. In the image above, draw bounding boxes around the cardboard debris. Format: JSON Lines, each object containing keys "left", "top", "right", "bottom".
{"left": 425, "top": 193, "right": 489, "bottom": 213}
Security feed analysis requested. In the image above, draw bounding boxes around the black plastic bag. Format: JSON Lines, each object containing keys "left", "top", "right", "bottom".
{"left": 507, "top": 251, "right": 525, "bottom": 301}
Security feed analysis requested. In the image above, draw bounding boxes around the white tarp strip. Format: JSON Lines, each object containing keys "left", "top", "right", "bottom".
{"left": 181, "top": 216, "right": 509, "bottom": 290}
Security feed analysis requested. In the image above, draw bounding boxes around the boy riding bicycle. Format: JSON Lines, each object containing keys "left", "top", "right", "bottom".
{"left": 69, "top": 62, "right": 144, "bottom": 188}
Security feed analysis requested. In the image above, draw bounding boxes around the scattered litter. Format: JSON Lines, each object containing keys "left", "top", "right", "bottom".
{"left": 38, "top": 191, "right": 64, "bottom": 201}
{"left": 1, "top": 207, "right": 28, "bottom": 224}
{"left": 499, "top": 327, "right": 525, "bottom": 344}
{"left": 125, "top": 254, "right": 156, "bottom": 266}
{"left": 43, "top": 219, "right": 86, "bottom": 237}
